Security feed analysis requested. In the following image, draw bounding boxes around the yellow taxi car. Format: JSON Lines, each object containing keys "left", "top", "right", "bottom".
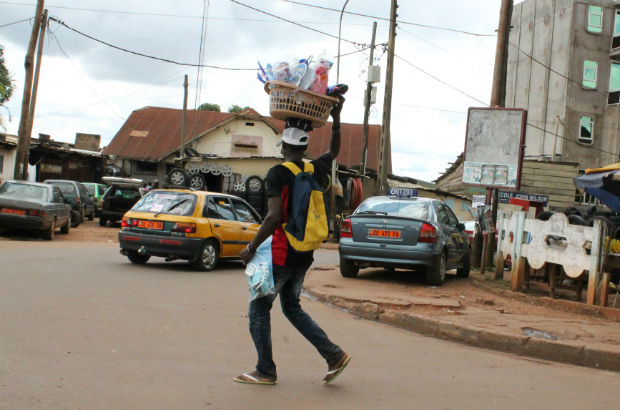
{"left": 118, "top": 189, "right": 261, "bottom": 270}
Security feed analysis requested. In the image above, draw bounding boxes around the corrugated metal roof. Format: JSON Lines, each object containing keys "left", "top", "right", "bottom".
{"left": 103, "top": 106, "right": 388, "bottom": 172}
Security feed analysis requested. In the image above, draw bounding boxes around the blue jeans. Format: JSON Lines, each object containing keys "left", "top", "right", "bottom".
{"left": 248, "top": 259, "right": 344, "bottom": 378}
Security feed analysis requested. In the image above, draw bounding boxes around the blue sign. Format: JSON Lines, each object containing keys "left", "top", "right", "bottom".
{"left": 388, "top": 187, "right": 418, "bottom": 198}
{"left": 498, "top": 190, "right": 548, "bottom": 206}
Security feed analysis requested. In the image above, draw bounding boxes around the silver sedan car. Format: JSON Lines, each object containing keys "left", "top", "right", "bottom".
{"left": 338, "top": 195, "right": 471, "bottom": 285}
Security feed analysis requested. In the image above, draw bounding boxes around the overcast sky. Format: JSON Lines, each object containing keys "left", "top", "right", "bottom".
{"left": 0, "top": 0, "right": 516, "bottom": 182}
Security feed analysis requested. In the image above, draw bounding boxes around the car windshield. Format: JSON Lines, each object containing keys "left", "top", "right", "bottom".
{"left": 49, "top": 182, "right": 75, "bottom": 198}
{"left": 0, "top": 182, "right": 47, "bottom": 201}
{"left": 355, "top": 197, "right": 429, "bottom": 219}
{"left": 130, "top": 191, "right": 196, "bottom": 216}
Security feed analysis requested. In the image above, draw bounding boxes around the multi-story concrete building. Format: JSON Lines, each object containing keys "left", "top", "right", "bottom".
{"left": 506, "top": 0, "right": 619, "bottom": 167}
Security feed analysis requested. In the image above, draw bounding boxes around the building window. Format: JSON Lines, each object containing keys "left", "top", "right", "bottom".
{"left": 610, "top": 62, "right": 620, "bottom": 105}
{"left": 587, "top": 5, "right": 603, "bottom": 33}
{"left": 613, "top": 10, "right": 620, "bottom": 49}
{"left": 134, "top": 161, "right": 157, "bottom": 175}
{"left": 582, "top": 60, "right": 598, "bottom": 88}
{"left": 578, "top": 116, "right": 594, "bottom": 144}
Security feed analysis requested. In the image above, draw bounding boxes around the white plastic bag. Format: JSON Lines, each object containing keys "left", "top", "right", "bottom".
{"left": 245, "top": 236, "right": 275, "bottom": 302}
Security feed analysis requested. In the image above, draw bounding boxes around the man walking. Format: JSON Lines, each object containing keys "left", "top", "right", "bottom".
{"left": 235, "top": 97, "right": 350, "bottom": 386}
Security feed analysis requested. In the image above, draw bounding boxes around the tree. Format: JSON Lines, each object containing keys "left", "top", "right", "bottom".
{"left": 228, "top": 105, "right": 249, "bottom": 113}
{"left": 198, "top": 102, "right": 220, "bottom": 112}
{"left": 0, "top": 46, "right": 14, "bottom": 130}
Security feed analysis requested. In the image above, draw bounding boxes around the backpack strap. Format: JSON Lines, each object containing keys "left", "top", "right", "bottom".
{"left": 282, "top": 161, "right": 314, "bottom": 175}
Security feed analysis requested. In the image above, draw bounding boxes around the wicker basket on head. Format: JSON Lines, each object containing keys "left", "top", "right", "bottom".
{"left": 264, "top": 81, "right": 339, "bottom": 128}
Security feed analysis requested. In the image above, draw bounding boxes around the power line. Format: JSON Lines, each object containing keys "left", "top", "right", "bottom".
{"left": 395, "top": 54, "right": 488, "bottom": 106}
{"left": 47, "top": 16, "right": 256, "bottom": 70}
{"left": 48, "top": 29, "right": 124, "bottom": 120}
{"left": 0, "top": 16, "right": 32, "bottom": 28}
{"left": 283, "top": 0, "right": 497, "bottom": 37}
{"left": 229, "top": 0, "right": 366, "bottom": 47}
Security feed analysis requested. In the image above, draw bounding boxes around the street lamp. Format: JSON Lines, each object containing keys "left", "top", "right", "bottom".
{"left": 331, "top": 0, "right": 349, "bottom": 239}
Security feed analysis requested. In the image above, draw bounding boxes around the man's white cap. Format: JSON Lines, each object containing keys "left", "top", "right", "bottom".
{"left": 276, "top": 127, "right": 309, "bottom": 146}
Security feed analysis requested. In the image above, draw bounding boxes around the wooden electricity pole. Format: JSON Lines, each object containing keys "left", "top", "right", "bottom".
{"left": 483, "top": 0, "right": 513, "bottom": 275}
{"left": 23, "top": 9, "right": 48, "bottom": 174}
{"left": 361, "top": 21, "right": 377, "bottom": 180}
{"left": 14, "top": 0, "right": 45, "bottom": 180}
{"left": 180, "top": 74, "right": 188, "bottom": 162}
{"left": 376, "top": 0, "right": 397, "bottom": 196}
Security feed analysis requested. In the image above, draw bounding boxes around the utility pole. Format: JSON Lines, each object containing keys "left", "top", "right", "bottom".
{"left": 376, "top": 0, "right": 397, "bottom": 196}
{"left": 14, "top": 0, "right": 45, "bottom": 180}
{"left": 23, "top": 8, "right": 48, "bottom": 175}
{"left": 180, "top": 74, "right": 188, "bottom": 163}
{"left": 361, "top": 21, "right": 377, "bottom": 180}
{"left": 485, "top": 0, "right": 513, "bottom": 276}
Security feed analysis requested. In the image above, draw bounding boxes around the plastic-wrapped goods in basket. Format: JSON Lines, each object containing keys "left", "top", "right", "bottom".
{"left": 245, "top": 236, "right": 275, "bottom": 302}
{"left": 288, "top": 59, "right": 309, "bottom": 87}
{"left": 309, "top": 58, "right": 333, "bottom": 94}
{"left": 273, "top": 62, "right": 291, "bottom": 82}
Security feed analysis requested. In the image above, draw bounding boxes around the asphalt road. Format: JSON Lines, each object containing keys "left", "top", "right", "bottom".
{"left": 1, "top": 240, "right": 618, "bottom": 409}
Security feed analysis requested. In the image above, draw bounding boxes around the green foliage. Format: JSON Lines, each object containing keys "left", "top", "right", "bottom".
{"left": 0, "top": 48, "right": 13, "bottom": 105}
{"left": 198, "top": 102, "right": 221, "bottom": 112}
{"left": 228, "top": 105, "right": 249, "bottom": 113}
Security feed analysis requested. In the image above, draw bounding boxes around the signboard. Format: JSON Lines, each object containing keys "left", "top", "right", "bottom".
{"left": 462, "top": 108, "right": 527, "bottom": 189}
{"left": 498, "top": 190, "right": 548, "bottom": 206}
{"left": 388, "top": 187, "right": 417, "bottom": 198}
{"left": 472, "top": 195, "right": 486, "bottom": 208}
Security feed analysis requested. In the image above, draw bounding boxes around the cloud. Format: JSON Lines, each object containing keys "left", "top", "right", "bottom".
{"left": 1, "top": 0, "right": 502, "bottom": 184}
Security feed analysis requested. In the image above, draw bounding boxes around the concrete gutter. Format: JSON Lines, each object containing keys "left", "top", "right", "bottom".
{"left": 304, "top": 287, "right": 620, "bottom": 372}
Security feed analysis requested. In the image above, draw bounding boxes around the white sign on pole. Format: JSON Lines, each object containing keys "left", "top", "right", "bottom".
{"left": 472, "top": 195, "right": 486, "bottom": 208}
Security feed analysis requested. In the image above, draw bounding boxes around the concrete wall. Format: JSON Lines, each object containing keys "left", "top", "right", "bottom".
{"left": 74, "top": 133, "right": 101, "bottom": 152}
{"left": 0, "top": 146, "right": 16, "bottom": 183}
{"left": 565, "top": 1, "right": 620, "bottom": 168}
{"left": 506, "top": 0, "right": 619, "bottom": 168}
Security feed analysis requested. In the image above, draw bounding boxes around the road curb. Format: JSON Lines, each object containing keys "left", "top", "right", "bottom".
{"left": 305, "top": 288, "right": 620, "bottom": 372}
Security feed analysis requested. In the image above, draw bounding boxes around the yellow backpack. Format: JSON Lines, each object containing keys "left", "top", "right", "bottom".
{"left": 281, "top": 161, "right": 329, "bottom": 252}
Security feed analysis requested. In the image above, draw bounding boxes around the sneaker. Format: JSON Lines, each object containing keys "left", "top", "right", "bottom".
{"left": 323, "top": 353, "right": 351, "bottom": 384}
{"left": 233, "top": 370, "right": 277, "bottom": 385}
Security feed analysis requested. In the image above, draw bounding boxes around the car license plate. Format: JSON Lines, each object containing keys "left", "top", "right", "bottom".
{"left": 137, "top": 220, "right": 163, "bottom": 230}
{"left": 1, "top": 207, "right": 25, "bottom": 215}
{"left": 368, "top": 229, "right": 401, "bottom": 238}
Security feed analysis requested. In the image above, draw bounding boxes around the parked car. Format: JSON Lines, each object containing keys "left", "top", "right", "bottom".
{"left": 462, "top": 220, "right": 480, "bottom": 248}
{"left": 43, "top": 179, "right": 95, "bottom": 227}
{"left": 118, "top": 189, "right": 261, "bottom": 270}
{"left": 99, "top": 177, "right": 144, "bottom": 227}
{"left": 82, "top": 182, "right": 107, "bottom": 217}
{"left": 338, "top": 195, "right": 471, "bottom": 285}
{"left": 0, "top": 180, "right": 71, "bottom": 240}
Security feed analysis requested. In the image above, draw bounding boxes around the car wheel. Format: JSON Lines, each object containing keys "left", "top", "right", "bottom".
{"left": 43, "top": 220, "right": 55, "bottom": 241}
{"left": 127, "top": 251, "right": 150, "bottom": 264}
{"left": 167, "top": 168, "right": 188, "bottom": 187}
{"left": 340, "top": 258, "right": 359, "bottom": 278}
{"left": 245, "top": 175, "right": 264, "bottom": 194}
{"left": 99, "top": 217, "right": 107, "bottom": 227}
{"left": 60, "top": 218, "right": 70, "bottom": 234}
{"left": 426, "top": 252, "right": 446, "bottom": 286}
{"left": 568, "top": 214, "right": 587, "bottom": 226}
{"left": 456, "top": 251, "right": 471, "bottom": 278}
{"left": 193, "top": 240, "right": 219, "bottom": 271}
{"left": 70, "top": 210, "right": 81, "bottom": 227}
{"left": 88, "top": 207, "right": 94, "bottom": 221}
{"left": 189, "top": 173, "right": 206, "bottom": 190}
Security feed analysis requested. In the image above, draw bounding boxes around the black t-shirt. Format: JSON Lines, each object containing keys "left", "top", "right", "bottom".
{"left": 265, "top": 153, "right": 332, "bottom": 266}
